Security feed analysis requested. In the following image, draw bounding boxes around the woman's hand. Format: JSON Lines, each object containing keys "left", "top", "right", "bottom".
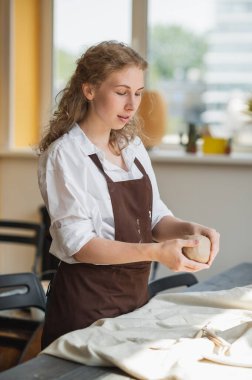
{"left": 154, "top": 238, "right": 210, "bottom": 273}
{"left": 188, "top": 223, "right": 220, "bottom": 266}
{"left": 152, "top": 216, "right": 220, "bottom": 269}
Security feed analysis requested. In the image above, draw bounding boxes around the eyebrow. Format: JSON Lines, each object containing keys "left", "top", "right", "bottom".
{"left": 114, "top": 85, "right": 145, "bottom": 91}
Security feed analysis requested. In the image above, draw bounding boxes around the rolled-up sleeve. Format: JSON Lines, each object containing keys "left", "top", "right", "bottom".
{"left": 44, "top": 148, "right": 97, "bottom": 262}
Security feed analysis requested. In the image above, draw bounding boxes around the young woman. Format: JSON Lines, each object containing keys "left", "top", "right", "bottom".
{"left": 38, "top": 41, "right": 220, "bottom": 348}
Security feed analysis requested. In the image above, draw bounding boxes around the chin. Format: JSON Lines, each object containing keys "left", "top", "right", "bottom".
{"left": 112, "top": 125, "right": 126, "bottom": 131}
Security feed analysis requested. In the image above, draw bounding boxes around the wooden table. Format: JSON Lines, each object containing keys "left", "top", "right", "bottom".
{"left": 1, "top": 262, "right": 252, "bottom": 380}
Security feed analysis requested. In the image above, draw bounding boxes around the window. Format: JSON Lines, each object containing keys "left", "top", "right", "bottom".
{"left": 0, "top": 0, "right": 42, "bottom": 149}
{"left": 53, "top": 0, "right": 132, "bottom": 98}
{"left": 53, "top": 0, "right": 252, "bottom": 146}
{"left": 148, "top": 0, "right": 252, "bottom": 145}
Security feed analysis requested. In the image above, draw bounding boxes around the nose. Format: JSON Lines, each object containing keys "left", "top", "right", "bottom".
{"left": 125, "top": 94, "right": 138, "bottom": 111}
{"left": 125, "top": 95, "right": 134, "bottom": 111}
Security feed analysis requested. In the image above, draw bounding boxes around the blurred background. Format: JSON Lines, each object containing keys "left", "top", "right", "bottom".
{"left": 0, "top": 0, "right": 252, "bottom": 281}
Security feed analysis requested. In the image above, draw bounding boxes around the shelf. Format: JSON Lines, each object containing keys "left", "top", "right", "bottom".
{"left": 149, "top": 148, "right": 252, "bottom": 166}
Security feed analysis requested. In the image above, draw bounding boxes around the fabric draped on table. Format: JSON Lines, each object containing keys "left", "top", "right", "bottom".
{"left": 42, "top": 286, "right": 252, "bottom": 380}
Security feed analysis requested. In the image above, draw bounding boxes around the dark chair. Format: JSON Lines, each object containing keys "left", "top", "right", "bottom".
{"left": 148, "top": 272, "right": 198, "bottom": 299}
{"left": 150, "top": 261, "right": 159, "bottom": 281}
{"left": 0, "top": 272, "right": 46, "bottom": 371}
{"left": 39, "top": 206, "right": 59, "bottom": 281}
{"left": 0, "top": 272, "right": 46, "bottom": 312}
{"left": 0, "top": 220, "right": 45, "bottom": 275}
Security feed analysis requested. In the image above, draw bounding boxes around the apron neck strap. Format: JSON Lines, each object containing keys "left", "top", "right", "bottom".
{"left": 89, "top": 154, "right": 112, "bottom": 182}
{"left": 134, "top": 158, "right": 148, "bottom": 176}
{"left": 89, "top": 154, "right": 148, "bottom": 181}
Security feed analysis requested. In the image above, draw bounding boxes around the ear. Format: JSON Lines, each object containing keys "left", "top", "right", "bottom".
{"left": 82, "top": 83, "right": 95, "bottom": 100}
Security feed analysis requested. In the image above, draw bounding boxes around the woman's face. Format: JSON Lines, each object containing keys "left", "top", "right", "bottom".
{"left": 85, "top": 66, "right": 144, "bottom": 131}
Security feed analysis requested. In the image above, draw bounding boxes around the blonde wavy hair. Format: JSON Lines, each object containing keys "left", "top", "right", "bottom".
{"left": 38, "top": 41, "right": 148, "bottom": 154}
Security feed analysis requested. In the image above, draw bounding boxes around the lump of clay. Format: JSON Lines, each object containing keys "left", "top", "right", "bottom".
{"left": 182, "top": 235, "right": 211, "bottom": 263}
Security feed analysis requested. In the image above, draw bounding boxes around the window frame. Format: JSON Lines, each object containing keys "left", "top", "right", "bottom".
{"left": 0, "top": 0, "right": 53, "bottom": 151}
{"left": 1, "top": 0, "right": 252, "bottom": 152}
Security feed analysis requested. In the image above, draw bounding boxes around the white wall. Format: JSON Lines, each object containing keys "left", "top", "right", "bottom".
{"left": 0, "top": 153, "right": 43, "bottom": 273}
{"left": 0, "top": 152, "right": 252, "bottom": 281}
{"left": 150, "top": 152, "right": 252, "bottom": 282}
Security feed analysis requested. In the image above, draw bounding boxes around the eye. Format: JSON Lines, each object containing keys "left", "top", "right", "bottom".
{"left": 116, "top": 92, "right": 126, "bottom": 96}
{"left": 135, "top": 92, "right": 142, "bottom": 97}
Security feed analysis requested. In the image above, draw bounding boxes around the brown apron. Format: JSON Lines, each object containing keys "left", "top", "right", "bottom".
{"left": 41, "top": 154, "right": 153, "bottom": 349}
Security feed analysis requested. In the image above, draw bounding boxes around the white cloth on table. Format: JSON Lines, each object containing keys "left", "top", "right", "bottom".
{"left": 42, "top": 285, "right": 252, "bottom": 380}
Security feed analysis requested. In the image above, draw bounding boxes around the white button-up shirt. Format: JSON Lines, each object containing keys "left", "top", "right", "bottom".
{"left": 38, "top": 124, "right": 172, "bottom": 263}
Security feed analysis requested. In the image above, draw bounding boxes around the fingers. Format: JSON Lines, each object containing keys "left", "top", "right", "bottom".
{"left": 159, "top": 237, "right": 211, "bottom": 273}
{"left": 207, "top": 230, "right": 220, "bottom": 266}
{"left": 184, "top": 263, "right": 209, "bottom": 272}
{"left": 180, "top": 237, "right": 211, "bottom": 271}
{"left": 175, "top": 239, "right": 210, "bottom": 272}
{"left": 194, "top": 225, "right": 220, "bottom": 266}
{"left": 182, "top": 256, "right": 210, "bottom": 272}
{"left": 181, "top": 238, "right": 200, "bottom": 248}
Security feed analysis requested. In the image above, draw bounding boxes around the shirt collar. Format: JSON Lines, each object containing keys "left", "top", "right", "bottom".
{"left": 74, "top": 123, "right": 138, "bottom": 169}
{"left": 122, "top": 141, "right": 138, "bottom": 169}
{"left": 73, "top": 123, "right": 103, "bottom": 158}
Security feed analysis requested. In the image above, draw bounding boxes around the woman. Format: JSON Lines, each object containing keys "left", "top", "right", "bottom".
{"left": 38, "top": 41, "right": 220, "bottom": 349}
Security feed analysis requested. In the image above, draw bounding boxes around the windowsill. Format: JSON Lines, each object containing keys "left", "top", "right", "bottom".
{"left": 148, "top": 134, "right": 252, "bottom": 166}
{"left": 0, "top": 147, "right": 37, "bottom": 159}
{"left": 149, "top": 146, "right": 252, "bottom": 166}
{"left": 1, "top": 144, "right": 252, "bottom": 166}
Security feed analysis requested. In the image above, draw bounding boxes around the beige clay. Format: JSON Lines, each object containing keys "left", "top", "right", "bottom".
{"left": 182, "top": 235, "right": 211, "bottom": 263}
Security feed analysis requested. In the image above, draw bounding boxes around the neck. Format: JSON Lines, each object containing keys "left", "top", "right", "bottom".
{"left": 79, "top": 117, "right": 110, "bottom": 149}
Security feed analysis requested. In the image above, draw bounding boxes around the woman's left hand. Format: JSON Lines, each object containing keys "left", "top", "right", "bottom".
{"left": 152, "top": 216, "right": 220, "bottom": 266}
{"left": 191, "top": 223, "right": 220, "bottom": 266}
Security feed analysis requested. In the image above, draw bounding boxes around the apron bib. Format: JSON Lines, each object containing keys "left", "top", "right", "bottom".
{"left": 41, "top": 154, "right": 153, "bottom": 348}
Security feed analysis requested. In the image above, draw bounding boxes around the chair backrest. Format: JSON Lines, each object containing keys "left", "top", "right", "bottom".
{"left": 39, "top": 206, "right": 59, "bottom": 281}
{"left": 148, "top": 273, "right": 198, "bottom": 299}
{"left": 0, "top": 272, "right": 46, "bottom": 311}
{"left": 0, "top": 220, "right": 45, "bottom": 275}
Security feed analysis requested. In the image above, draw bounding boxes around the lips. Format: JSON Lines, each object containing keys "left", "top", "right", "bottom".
{"left": 117, "top": 115, "right": 130, "bottom": 123}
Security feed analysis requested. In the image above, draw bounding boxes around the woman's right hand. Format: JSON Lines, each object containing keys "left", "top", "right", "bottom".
{"left": 154, "top": 238, "right": 210, "bottom": 273}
